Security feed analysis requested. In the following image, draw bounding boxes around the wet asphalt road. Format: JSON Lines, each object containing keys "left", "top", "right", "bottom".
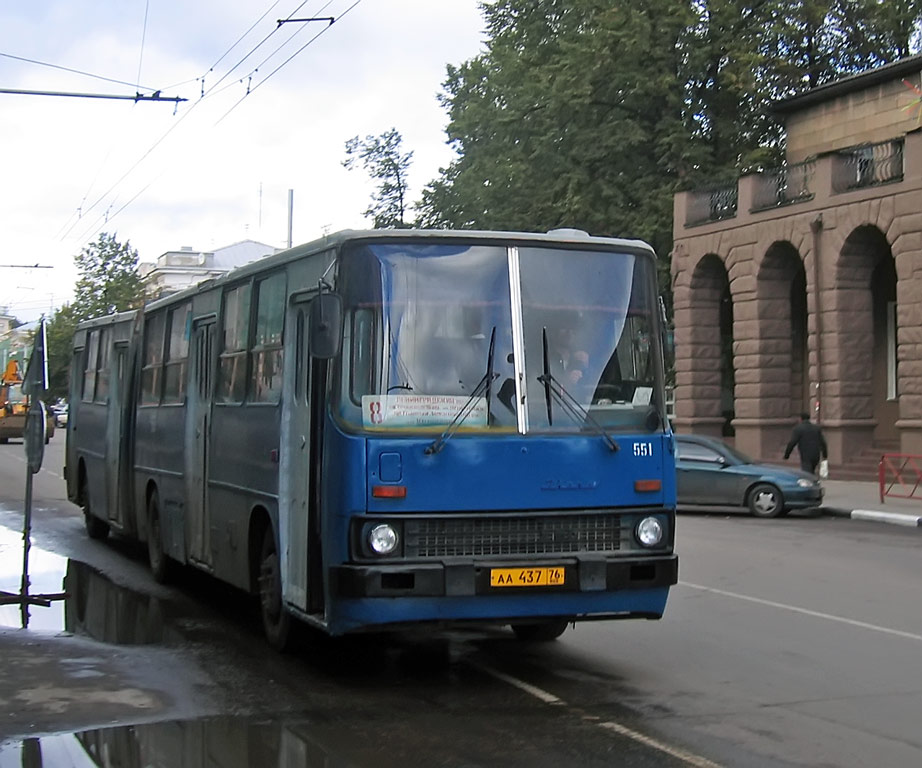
{"left": 1, "top": 438, "right": 921, "bottom": 767}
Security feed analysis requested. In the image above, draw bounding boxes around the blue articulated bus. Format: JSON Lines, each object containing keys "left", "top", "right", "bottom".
{"left": 67, "top": 228, "right": 677, "bottom": 646}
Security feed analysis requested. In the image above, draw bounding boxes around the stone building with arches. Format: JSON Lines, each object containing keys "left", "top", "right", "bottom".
{"left": 671, "top": 55, "right": 922, "bottom": 478}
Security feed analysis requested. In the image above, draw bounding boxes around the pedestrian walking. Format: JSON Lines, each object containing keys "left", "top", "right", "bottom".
{"left": 784, "top": 412, "right": 828, "bottom": 475}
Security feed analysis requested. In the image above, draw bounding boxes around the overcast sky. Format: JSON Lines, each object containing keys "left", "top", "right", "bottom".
{"left": 0, "top": 0, "right": 486, "bottom": 323}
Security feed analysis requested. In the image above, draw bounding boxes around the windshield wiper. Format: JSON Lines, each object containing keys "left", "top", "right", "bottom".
{"left": 538, "top": 327, "right": 619, "bottom": 453}
{"left": 425, "top": 327, "right": 497, "bottom": 455}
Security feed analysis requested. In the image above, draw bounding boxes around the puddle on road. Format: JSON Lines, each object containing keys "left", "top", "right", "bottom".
{"left": 0, "top": 717, "right": 365, "bottom": 768}
{"left": 0, "top": 525, "right": 166, "bottom": 643}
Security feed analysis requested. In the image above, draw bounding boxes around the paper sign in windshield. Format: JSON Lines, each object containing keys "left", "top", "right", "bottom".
{"left": 362, "top": 394, "right": 487, "bottom": 428}
{"left": 632, "top": 386, "right": 652, "bottom": 406}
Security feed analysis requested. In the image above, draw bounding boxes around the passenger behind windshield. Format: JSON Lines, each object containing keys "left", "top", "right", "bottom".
{"left": 547, "top": 311, "right": 590, "bottom": 387}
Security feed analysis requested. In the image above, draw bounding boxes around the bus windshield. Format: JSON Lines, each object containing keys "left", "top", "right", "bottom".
{"left": 338, "top": 240, "right": 663, "bottom": 434}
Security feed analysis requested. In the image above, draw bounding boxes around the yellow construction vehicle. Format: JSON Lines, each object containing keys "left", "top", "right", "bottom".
{"left": 0, "top": 359, "right": 53, "bottom": 443}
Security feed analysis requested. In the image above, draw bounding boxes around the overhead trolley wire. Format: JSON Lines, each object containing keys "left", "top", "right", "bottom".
{"left": 60, "top": 0, "right": 359, "bottom": 244}
{"left": 197, "top": 0, "right": 312, "bottom": 101}
{"left": 57, "top": 1, "right": 297, "bottom": 241}
{"left": 0, "top": 51, "right": 160, "bottom": 93}
{"left": 216, "top": 0, "right": 362, "bottom": 125}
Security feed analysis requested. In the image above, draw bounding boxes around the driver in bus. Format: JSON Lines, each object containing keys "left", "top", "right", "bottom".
{"left": 549, "top": 313, "right": 589, "bottom": 386}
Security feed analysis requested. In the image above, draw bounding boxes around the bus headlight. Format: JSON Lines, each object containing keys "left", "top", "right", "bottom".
{"left": 635, "top": 516, "right": 664, "bottom": 548}
{"left": 368, "top": 523, "right": 399, "bottom": 555}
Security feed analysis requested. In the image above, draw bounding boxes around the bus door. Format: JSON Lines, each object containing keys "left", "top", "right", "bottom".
{"left": 187, "top": 317, "right": 217, "bottom": 568}
{"left": 281, "top": 296, "right": 323, "bottom": 615}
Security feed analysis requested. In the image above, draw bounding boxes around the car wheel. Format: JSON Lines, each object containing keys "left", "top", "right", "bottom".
{"left": 748, "top": 483, "right": 783, "bottom": 518}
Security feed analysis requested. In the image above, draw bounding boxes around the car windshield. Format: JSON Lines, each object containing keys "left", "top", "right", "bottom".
{"left": 718, "top": 441, "right": 754, "bottom": 465}
{"left": 336, "top": 239, "right": 665, "bottom": 435}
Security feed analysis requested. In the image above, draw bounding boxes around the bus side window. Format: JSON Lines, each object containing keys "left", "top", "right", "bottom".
{"left": 350, "top": 308, "right": 375, "bottom": 403}
{"left": 141, "top": 313, "right": 166, "bottom": 405}
{"left": 251, "top": 273, "right": 285, "bottom": 403}
{"left": 83, "top": 330, "right": 99, "bottom": 403}
{"left": 218, "top": 283, "right": 251, "bottom": 403}
{"left": 163, "top": 303, "right": 191, "bottom": 403}
{"left": 295, "top": 308, "right": 306, "bottom": 402}
{"left": 94, "top": 328, "right": 110, "bottom": 403}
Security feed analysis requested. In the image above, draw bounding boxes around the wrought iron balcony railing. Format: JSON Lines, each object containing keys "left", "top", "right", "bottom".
{"left": 831, "top": 139, "right": 904, "bottom": 193}
{"left": 751, "top": 160, "right": 815, "bottom": 211}
{"left": 685, "top": 183, "right": 738, "bottom": 226}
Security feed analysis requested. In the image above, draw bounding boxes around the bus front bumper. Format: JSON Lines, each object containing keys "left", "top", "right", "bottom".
{"left": 331, "top": 553, "right": 678, "bottom": 599}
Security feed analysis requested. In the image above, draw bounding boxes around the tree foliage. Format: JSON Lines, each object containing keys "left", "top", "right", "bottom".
{"left": 43, "top": 303, "right": 78, "bottom": 400}
{"left": 343, "top": 128, "right": 414, "bottom": 228}
{"left": 74, "top": 232, "right": 147, "bottom": 321}
{"left": 417, "top": 0, "right": 922, "bottom": 276}
{"left": 42, "top": 232, "right": 147, "bottom": 400}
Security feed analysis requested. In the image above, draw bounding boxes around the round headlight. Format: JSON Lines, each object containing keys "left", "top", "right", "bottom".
{"left": 636, "top": 516, "right": 664, "bottom": 547}
{"left": 368, "top": 524, "right": 399, "bottom": 555}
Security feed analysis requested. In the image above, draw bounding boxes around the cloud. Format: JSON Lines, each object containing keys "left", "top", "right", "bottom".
{"left": 0, "top": 0, "right": 484, "bottom": 322}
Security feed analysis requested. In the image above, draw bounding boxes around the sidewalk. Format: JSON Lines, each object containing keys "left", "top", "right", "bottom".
{"left": 819, "top": 479, "right": 922, "bottom": 528}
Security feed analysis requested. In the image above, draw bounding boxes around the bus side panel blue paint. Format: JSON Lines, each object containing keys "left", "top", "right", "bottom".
{"left": 364, "top": 434, "right": 674, "bottom": 512}
{"left": 328, "top": 587, "right": 671, "bottom": 635}
{"left": 320, "top": 419, "right": 369, "bottom": 566}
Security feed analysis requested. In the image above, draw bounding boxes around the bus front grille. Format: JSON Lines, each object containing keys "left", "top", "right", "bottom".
{"left": 403, "top": 514, "right": 625, "bottom": 559}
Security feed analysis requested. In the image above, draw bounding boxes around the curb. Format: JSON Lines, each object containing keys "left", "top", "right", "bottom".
{"left": 819, "top": 506, "right": 922, "bottom": 527}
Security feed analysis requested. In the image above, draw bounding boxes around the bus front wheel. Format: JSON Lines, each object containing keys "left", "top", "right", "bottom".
{"left": 259, "top": 528, "right": 292, "bottom": 651}
{"left": 511, "top": 620, "right": 569, "bottom": 642}
{"left": 147, "top": 491, "right": 173, "bottom": 583}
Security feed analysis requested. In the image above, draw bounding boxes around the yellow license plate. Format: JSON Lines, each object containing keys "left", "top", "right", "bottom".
{"left": 490, "top": 567, "right": 566, "bottom": 588}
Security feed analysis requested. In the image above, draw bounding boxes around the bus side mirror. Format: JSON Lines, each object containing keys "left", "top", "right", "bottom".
{"left": 310, "top": 292, "right": 343, "bottom": 359}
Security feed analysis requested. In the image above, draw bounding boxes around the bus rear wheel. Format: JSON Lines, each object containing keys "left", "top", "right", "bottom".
{"left": 259, "top": 528, "right": 292, "bottom": 651}
{"left": 147, "top": 491, "right": 173, "bottom": 583}
{"left": 511, "top": 620, "right": 570, "bottom": 642}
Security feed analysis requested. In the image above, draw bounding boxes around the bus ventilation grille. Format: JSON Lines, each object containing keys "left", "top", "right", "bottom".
{"left": 403, "top": 514, "right": 625, "bottom": 558}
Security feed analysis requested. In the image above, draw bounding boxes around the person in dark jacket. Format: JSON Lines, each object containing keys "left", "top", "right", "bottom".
{"left": 784, "top": 412, "right": 828, "bottom": 474}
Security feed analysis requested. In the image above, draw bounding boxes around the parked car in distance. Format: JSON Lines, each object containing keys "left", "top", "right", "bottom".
{"left": 675, "top": 434, "right": 824, "bottom": 518}
{"left": 51, "top": 402, "right": 68, "bottom": 427}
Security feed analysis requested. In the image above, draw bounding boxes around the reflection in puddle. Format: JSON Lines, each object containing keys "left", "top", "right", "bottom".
{"left": 0, "top": 524, "right": 67, "bottom": 631}
{"left": 1, "top": 526, "right": 166, "bottom": 643}
{"left": 0, "top": 717, "right": 359, "bottom": 768}
{"left": 63, "top": 555, "right": 167, "bottom": 645}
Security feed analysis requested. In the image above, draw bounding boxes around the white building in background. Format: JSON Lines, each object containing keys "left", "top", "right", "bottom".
{"left": 140, "top": 239, "right": 283, "bottom": 299}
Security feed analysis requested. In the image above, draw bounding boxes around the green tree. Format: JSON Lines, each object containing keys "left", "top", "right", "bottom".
{"left": 418, "top": 0, "right": 922, "bottom": 290}
{"left": 73, "top": 232, "right": 147, "bottom": 321}
{"left": 343, "top": 128, "right": 414, "bottom": 228}
{"left": 41, "top": 233, "right": 147, "bottom": 400}
{"left": 42, "top": 304, "right": 78, "bottom": 401}
{"left": 418, "top": 0, "right": 691, "bottom": 264}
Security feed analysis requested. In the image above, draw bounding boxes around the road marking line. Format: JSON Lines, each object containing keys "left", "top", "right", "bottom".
{"left": 472, "top": 662, "right": 564, "bottom": 704}
{"left": 596, "top": 721, "right": 723, "bottom": 768}
{"left": 681, "top": 582, "right": 922, "bottom": 642}
{"left": 471, "top": 661, "right": 722, "bottom": 767}
{"left": 3, "top": 450, "right": 63, "bottom": 479}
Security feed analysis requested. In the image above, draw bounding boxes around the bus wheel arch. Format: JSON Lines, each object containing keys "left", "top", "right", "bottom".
{"left": 79, "top": 460, "right": 110, "bottom": 541}
{"left": 250, "top": 507, "right": 292, "bottom": 651}
{"left": 145, "top": 483, "right": 174, "bottom": 583}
